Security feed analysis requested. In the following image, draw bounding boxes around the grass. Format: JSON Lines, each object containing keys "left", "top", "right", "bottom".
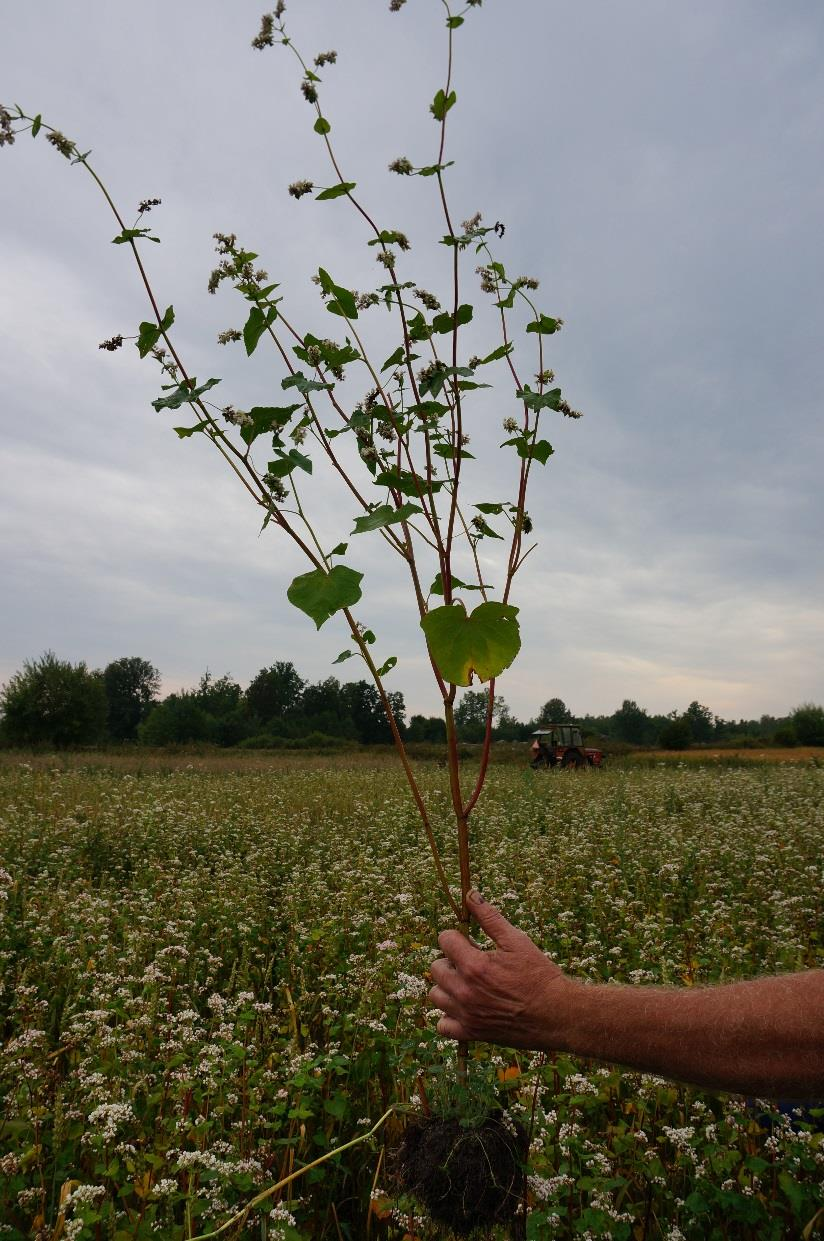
{"left": 0, "top": 754, "right": 821, "bottom": 1239}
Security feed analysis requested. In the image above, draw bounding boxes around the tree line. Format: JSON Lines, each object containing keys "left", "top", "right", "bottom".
{"left": 1, "top": 652, "right": 823, "bottom": 750}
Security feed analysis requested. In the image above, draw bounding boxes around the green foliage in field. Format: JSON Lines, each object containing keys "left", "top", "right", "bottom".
{"left": 0, "top": 653, "right": 107, "bottom": 749}
{"left": 0, "top": 760, "right": 822, "bottom": 1239}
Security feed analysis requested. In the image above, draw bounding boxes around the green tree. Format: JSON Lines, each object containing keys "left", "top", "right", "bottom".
{"left": 789, "top": 702, "right": 824, "bottom": 746}
{"left": 659, "top": 714, "right": 692, "bottom": 750}
{"left": 611, "top": 699, "right": 653, "bottom": 745}
{"left": 341, "top": 681, "right": 406, "bottom": 744}
{"left": 0, "top": 651, "right": 107, "bottom": 748}
{"left": 454, "top": 690, "right": 512, "bottom": 742}
{"left": 684, "top": 700, "right": 714, "bottom": 744}
{"left": 407, "top": 715, "right": 447, "bottom": 743}
{"left": 196, "top": 671, "right": 242, "bottom": 717}
{"left": 103, "top": 656, "right": 160, "bottom": 741}
{"left": 537, "top": 697, "right": 572, "bottom": 724}
{"left": 138, "top": 692, "right": 215, "bottom": 746}
{"left": 245, "top": 661, "right": 305, "bottom": 724}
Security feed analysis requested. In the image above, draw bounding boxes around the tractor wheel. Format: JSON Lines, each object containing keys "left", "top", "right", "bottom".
{"left": 561, "top": 750, "right": 585, "bottom": 770}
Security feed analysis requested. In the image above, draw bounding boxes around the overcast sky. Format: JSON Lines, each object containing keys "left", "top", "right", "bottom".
{"left": 2, "top": 0, "right": 823, "bottom": 722}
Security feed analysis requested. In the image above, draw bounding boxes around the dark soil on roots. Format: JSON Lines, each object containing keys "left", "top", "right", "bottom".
{"left": 395, "top": 1110, "right": 528, "bottom": 1236}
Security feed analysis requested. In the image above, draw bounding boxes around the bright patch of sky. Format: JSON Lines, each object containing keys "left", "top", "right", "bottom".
{"left": 2, "top": 0, "right": 822, "bottom": 720}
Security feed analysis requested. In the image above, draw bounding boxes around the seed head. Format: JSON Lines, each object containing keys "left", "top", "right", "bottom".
{"left": 389, "top": 0, "right": 407, "bottom": 10}
{"left": 475, "top": 265, "right": 497, "bottom": 294}
{"left": 213, "top": 233, "right": 237, "bottom": 255}
{"left": 314, "top": 51, "right": 338, "bottom": 67}
{"left": 98, "top": 335, "right": 123, "bottom": 352}
{"left": 388, "top": 156, "right": 413, "bottom": 175}
{"left": 0, "top": 108, "right": 17, "bottom": 148}
{"left": 46, "top": 130, "right": 75, "bottom": 159}
{"left": 222, "top": 405, "right": 253, "bottom": 429}
{"left": 252, "top": 14, "right": 275, "bottom": 49}
{"left": 515, "top": 275, "right": 540, "bottom": 291}
{"left": 138, "top": 197, "right": 161, "bottom": 214}
{"left": 288, "top": 180, "right": 314, "bottom": 199}
{"left": 300, "top": 79, "right": 318, "bottom": 104}
{"left": 558, "top": 398, "right": 582, "bottom": 420}
{"left": 263, "top": 474, "right": 289, "bottom": 502}
{"left": 413, "top": 288, "right": 440, "bottom": 311}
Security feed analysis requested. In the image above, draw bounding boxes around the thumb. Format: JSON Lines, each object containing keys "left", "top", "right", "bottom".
{"left": 467, "top": 890, "right": 521, "bottom": 949}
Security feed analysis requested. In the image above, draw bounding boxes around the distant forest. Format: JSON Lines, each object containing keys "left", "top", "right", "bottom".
{"left": 1, "top": 652, "right": 823, "bottom": 750}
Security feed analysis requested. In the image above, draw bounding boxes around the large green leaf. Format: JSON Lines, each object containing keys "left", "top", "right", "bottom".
{"left": 136, "top": 305, "right": 174, "bottom": 359}
{"left": 315, "top": 182, "right": 356, "bottom": 201}
{"left": 351, "top": 502, "right": 421, "bottom": 534}
{"left": 287, "top": 565, "right": 363, "bottom": 629}
{"left": 282, "top": 372, "right": 333, "bottom": 395}
{"left": 420, "top": 601, "right": 520, "bottom": 685}
{"left": 431, "top": 304, "right": 473, "bottom": 334}
{"left": 317, "top": 268, "right": 358, "bottom": 319}
{"left": 240, "top": 404, "right": 303, "bottom": 446}
{"left": 502, "top": 435, "right": 554, "bottom": 464}
{"left": 151, "top": 377, "right": 220, "bottom": 411}
{"left": 526, "top": 313, "right": 562, "bottom": 335}
{"left": 243, "top": 305, "right": 277, "bottom": 355}
{"left": 266, "top": 448, "right": 312, "bottom": 478}
{"left": 430, "top": 89, "right": 457, "bottom": 122}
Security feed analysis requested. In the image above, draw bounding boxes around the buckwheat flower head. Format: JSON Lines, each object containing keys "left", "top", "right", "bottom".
{"left": 263, "top": 474, "right": 289, "bottom": 502}
{"left": 0, "top": 107, "right": 16, "bottom": 148}
{"left": 314, "top": 50, "right": 338, "bottom": 67}
{"left": 502, "top": 416, "right": 518, "bottom": 433}
{"left": 461, "top": 211, "right": 483, "bottom": 234}
{"left": 376, "top": 250, "right": 396, "bottom": 269}
{"left": 388, "top": 155, "right": 413, "bottom": 175}
{"left": 536, "top": 368, "right": 555, "bottom": 385}
{"left": 288, "top": 179, "right": 313, "bottom": 199}
{"left": 413, "top": 288, "right": 440, "bottom": 311}
{"left": 252, "top": 13, "right": 275, "bottom": 49}
{"left": 46, "top": 129, "right": 75, "bottom": 159}
{"left": 389, "top": 0, "right": 407, "bottom": 10}
{"left": 138, "top": 197, "right": 161, "bottom": 214}
{"left": 476, "top": 265, "right": 497, "bottom": 294}
{"left": 357, "top": 291, "right": 380, "bottom": 310}
{"left": 217, "top": 328, "right": 242, "bottom": 345}
{"left": 98, "top": 335, "right": 123, "bottom": 352}
{"left": 300, "top": 79, "right": 318, "bottom": 103}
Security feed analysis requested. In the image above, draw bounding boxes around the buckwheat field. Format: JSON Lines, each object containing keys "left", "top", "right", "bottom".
{"left": 1, "top": 754, "right": 822, "bottom": 1239}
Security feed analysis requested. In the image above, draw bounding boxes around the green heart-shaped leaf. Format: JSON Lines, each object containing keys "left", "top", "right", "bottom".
{"left": 420, "top": 601, "right": 520, "bottom": 685}
{"left": 287, "top": 565, "right": 363, "bottom": 629}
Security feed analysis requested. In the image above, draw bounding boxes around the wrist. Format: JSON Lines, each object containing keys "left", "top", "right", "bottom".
{"left": 533, "top": 970, "right": 591, "bottom": 1054}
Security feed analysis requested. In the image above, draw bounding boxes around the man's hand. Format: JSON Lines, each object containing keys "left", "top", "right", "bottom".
{"left": 429, "top": 889, "right": 577, "bottom": 1049}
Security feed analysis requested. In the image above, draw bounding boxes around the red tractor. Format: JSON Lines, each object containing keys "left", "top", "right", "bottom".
{"left": 530, "top": 724, "right": 604, "bottom": 770}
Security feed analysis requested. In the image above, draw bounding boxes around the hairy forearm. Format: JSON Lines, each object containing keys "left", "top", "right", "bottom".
{"left": 558, "top": 969, "right": 824, "bottom": 1098}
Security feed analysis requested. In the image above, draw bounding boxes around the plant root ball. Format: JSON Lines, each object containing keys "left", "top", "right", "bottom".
{"left": 396, "top": 1110, "right": 528, "bottom": 1236}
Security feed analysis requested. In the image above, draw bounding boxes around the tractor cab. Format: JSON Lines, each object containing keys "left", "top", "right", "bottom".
{"left": 530, "top": 724, "right": 604, "bottom": 769}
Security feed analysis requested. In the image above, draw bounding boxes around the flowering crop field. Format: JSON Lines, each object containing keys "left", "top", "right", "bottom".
{"left": 0, "top": 755, "right": 822, "bottom": 1240}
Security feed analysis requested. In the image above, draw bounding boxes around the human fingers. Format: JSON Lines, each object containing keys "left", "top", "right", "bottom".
{"left": 436, "top": 1013, "right": 468, "bottom": 1041}
{"left": 429, "top": 956, "right": 458, "bottom": 986}
{"left": 437, "top": 927, "right": 483, "bottom": 970}
{"left": 467, "top": 889, "right": 529, "bottom": 950}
